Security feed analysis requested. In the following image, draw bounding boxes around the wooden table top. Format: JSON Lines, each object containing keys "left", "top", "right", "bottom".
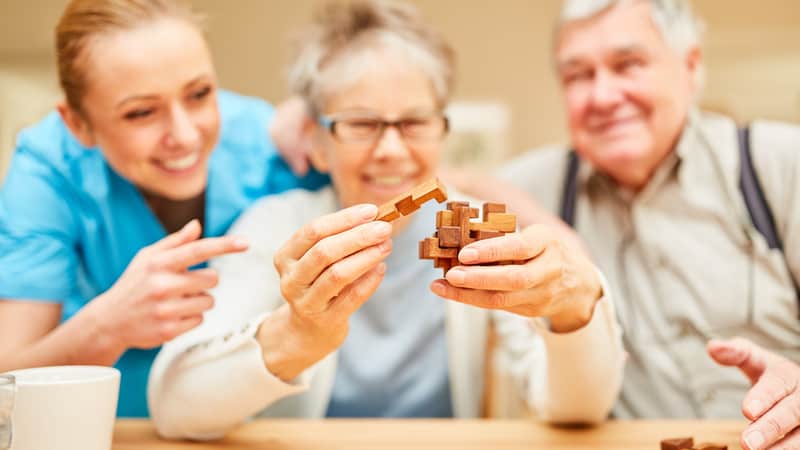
{"left": 113, "top": 419, "right": 745, "bottom": 449}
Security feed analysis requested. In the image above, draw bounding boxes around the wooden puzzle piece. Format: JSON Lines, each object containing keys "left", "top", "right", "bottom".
{"left": 693, "top": 444, "right": 727, "bottom": 450}
{"left": 471, "top": 229, "right": 504, "bottom": 240}
{"left": 661, "top": 437, "right": 694, "bottom": 450}
{"left": 419, "top": 237, "right": 458, "bottom": 259}
{"left": 482, "top": 202, "right": 506, "bottom": 218}
{"left": 411, "top": 178, "right": 448, "bottom": 204}
{"left": 659, "top": 436, "right": 727, "bottom": 450}
{"left": 436, "top": 210, "right": 454, "bottom": 227}
{"left": 420, "top": 200, "right": 517, "bottom": 276}
{"left": 377, "top": 178, "right": 447, "bottom": 222}
{"left": 438, "top": 226, "right": 461, "bottom": 248}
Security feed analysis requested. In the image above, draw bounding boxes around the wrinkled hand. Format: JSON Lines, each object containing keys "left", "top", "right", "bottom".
{"left": 269, "top": 96, "right": 313, "bottom": 176}
{"left": 89, "top": 219, "right": 248, "bottom": 350}
{"left": 262, "top": 204, "right": 392, "bottom": 380}
{"left": 430, "top": 223, "right": 602, "bottom": 333}
{"left": 708, "top": 338, "right": 800, "bottom": 450}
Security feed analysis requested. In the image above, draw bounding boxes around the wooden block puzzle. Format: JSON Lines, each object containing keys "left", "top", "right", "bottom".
{"left": 661, "top": 437, "right": 694, "bottom": 450}
{"left": 660, "top": 437, "right": 727, "bottom": 450}
{"left": 377, "top": 178, "right": 448, "bottom": 222}
{"left": 419, "top": 200, "right": 518, "bottom": 276}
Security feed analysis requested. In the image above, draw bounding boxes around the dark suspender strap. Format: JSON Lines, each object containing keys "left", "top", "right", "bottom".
{"left": 559, "top": 150, "right": 580, "bottom": 227}
{"left": 739, "top": 127, "right": 783, "bottom": 249}
{"left": 737, "top": 126, "right": 800, "bottom": 309}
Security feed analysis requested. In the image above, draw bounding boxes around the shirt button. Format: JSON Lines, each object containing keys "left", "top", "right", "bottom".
{"left": 703, "top": 389, "right": 716, "bottom": 403}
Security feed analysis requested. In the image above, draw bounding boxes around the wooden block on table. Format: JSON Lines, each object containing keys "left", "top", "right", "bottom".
{"left": 411, "top": 178, "right": 447, "bottom": 205}
{"left": 485, "top": 213, "right": 516, "bottom": 232}
{"left": 693, "top": 444, "right": 727, "bottom": 450}
{"left": 482, "top": 202, "right": 506, "bottom": 219}
{"left": 436, "top": 210, "right": 454, "bottom": 228}
{"left": 438, "top": 226, "right": 461, "bottom": 248}
{"left": 660, "top": 437, "right": 694, "bottom": 450}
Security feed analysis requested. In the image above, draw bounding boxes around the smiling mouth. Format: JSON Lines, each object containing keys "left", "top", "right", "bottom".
{"left": 590, "top": 116, "right": 640, "bottom": 133}
{"left": 368, "top": 175, "right": 409, "bottom": 187}
{"left": 156, "top": 151, "right": 201, "bottom": 172}
{"left": 362, "top": 174, "right": 419, "bottom": 197}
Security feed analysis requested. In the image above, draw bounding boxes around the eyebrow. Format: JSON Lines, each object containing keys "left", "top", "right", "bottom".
{"left": 558, "top": 44, "right": 647, "bottom": 71}
{"left": 115, "top": 74, "right": 211, "bottom": 108}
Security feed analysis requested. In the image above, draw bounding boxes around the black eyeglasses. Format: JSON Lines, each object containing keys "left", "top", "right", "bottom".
{"left": 319, "top": 112, "right": 449, "bottom": 147}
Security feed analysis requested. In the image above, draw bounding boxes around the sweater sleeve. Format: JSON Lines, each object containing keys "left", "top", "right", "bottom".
{"left": 494, "top": 269, "right": 626, "bottom": 423}
{"left": 148, "top": 189, "right": 333, "bottom": 439}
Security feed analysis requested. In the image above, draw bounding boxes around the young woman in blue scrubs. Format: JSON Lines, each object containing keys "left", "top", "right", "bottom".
{"left": 0, "top": 0, "right": 325, "bottom": 417}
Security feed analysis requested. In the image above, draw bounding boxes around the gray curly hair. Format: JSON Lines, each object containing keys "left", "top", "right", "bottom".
{"left": 287, "top": 0, "right": 455, "bottom": 117}
{"left": 558, "top": 0, "right": 704, "bottom": 52}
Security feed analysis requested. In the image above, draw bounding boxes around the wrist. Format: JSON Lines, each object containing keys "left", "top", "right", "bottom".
{"left": 257, "top": 306, "right": 342, "bottom": 381}
{"left": 548, "top": 274, "right": 602, "bottom": 333}
{"left": 73, "top": 296, "right": 128, "bottom": 364}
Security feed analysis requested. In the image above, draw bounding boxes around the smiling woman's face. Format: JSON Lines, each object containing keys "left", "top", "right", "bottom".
{"left": 311, "top": 51, "right": 445, "bottom": 209}
{"left": 64, "top": 18, "right": 220, "bottom": 200}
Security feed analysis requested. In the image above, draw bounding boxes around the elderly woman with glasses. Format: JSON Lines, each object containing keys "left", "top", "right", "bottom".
{"left": 148, "top": 0, "right": 625, "bottom": 439}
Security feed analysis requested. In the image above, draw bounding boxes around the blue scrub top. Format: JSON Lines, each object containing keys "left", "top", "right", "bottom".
{"left": 0, "top": 89, "right": 328, "bottom": 417}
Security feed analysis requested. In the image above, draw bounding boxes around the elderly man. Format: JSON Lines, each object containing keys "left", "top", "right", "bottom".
{"left": 482, "top": 1, "right": 799, "bottom": 449}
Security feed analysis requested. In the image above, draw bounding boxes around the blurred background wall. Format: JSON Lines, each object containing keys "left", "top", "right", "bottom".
{"left": 1, "top": 0, "right": 798, "bottom": 179}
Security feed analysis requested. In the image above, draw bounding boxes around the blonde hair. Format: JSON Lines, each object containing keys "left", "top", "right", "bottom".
{"left": 55, "top": 0, "right": 204, "bottom": 113}
{"left": 287, "top": 0, "right": 456, "bottom": 116}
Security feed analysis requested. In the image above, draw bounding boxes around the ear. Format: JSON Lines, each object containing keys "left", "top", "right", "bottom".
{"left": 684, "top": 45, "right": 703, "bottom": 95}
{"left": 57, "top": 101, "right": 96, "bottom": 148}
{"left": 308, "top": 122, "right": 331, "bottom": 174}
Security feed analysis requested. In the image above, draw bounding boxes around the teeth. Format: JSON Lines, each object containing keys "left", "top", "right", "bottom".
{"left": 371, "top": 176, "right": 406, "bottom": 186}
{"left": 162, "top": 152, "right": 199, "bottom": 170}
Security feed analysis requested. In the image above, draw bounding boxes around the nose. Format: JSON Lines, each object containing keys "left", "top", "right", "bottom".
{"left": 372, "top": 124, "right": 410, "bottom": 159}
{"left": 164, "top": 103, "right": 201, "bottom": 150}
{"left": 589, "top": 70, "right": 624, "bottom": 111}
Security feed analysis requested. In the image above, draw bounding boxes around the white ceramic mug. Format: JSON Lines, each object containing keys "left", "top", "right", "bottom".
{"left": 7, "top": 366, "right": 119, "bottom": 450}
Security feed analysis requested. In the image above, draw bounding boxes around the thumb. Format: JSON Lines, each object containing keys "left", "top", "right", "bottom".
{"left": 707, "top": 337, "right": 767, "bottom": 384}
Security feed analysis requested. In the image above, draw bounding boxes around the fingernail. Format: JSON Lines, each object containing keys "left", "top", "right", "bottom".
{"left": 376, "top": 262, "right": 386, "bottom": 275}
{"left": 460, "top": 248, "right": 479, "bottom": 263}
{"left": 447, "top": 268, "right": 466, "bottom": 285}
{"left": 372, "top": 221, "right": 393, "bottom": 236}
{"left": 744, "top": 430, "right": 765, "bottom": 450}
{"left": 183, "top": 219, "right": 198, "bottom": 230}
{"left": 359, "top": 204, "right": 378, "bottom": 220}
{"left": 232, "top": 237, "right": 249, "bottom": 249}
{"left": 430, "top": 280, "right": 445, "bottom": 296}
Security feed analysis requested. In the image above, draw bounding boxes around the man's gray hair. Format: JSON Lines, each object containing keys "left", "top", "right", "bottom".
{"left": 559, "top": 0, "right": 704, "bottom": 53}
